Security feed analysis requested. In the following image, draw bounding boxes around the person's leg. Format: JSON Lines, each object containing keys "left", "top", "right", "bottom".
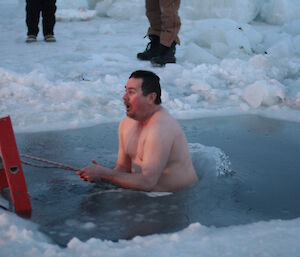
{"left": 151, "top": 0, "right": 181, "bottom": 66}
{"left": 137, "top": 0, "right": 161, "bottom": 60}
{"left": 146, "top": 0, "right": 161, "bottom": 38}
{"left": 159, "top": 0, "right": 181, "bottom": 47}
{"left": 41, "top": 0, "right": 56, "bottom": 38}
{"left": 26, "top": 0, "right": 41, "bottom": 37}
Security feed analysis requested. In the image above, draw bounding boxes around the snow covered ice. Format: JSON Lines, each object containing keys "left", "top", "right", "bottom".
{"left": 1, "top": 0, "right": 300, "bottom": 256}
{"left": 1, "top": 0, "right": 300, "bottom": 132}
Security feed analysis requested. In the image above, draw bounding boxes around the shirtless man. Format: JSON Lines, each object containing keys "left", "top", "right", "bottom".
{"left": 76, "top": 70, "right": 198, "bottom": 192}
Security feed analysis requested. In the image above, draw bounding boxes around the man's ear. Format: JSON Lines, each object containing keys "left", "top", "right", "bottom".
{"left": 148, "top": 92, "right": 157, "bottom": 103}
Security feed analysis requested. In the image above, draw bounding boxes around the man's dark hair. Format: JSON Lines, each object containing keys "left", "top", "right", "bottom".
{"left": 129, "top": 70, "right": 162, "bottom": 105}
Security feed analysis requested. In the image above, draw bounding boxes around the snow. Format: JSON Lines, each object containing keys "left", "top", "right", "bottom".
{"left": 1, "top": 0, "right": 300, "bottom": 256}
{"left": 1, "top": 210, "right": 300, "bottom": 257}
{"left": 1, "top": 0, "right": 300, "bottom": 132}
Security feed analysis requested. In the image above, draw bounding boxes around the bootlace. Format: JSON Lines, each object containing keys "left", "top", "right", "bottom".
{"left": 145, "top": 42, "right": 152, "bottom": 51}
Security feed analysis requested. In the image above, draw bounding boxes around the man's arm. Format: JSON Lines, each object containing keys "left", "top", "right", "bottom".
{"left": 114, "top": 119, "right": 131, "bottom": 172}
{"left": 76, "top": 159, "right": 162, "bottom": 191}
{"left": 135, "top": 123, "right": 174, "bottom": 190}
{"left": 77, "top": 123, "right": 174, "bottom": 191}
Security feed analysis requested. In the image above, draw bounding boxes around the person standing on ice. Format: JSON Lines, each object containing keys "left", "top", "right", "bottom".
{"left": 137, "top": 0, "right": 181, "bottom": 67}
{"left": 76, "top": 70, "right": 198, "bottom": 192}
{"left": 25, "top": 0, "right": 57, "bottom": 43}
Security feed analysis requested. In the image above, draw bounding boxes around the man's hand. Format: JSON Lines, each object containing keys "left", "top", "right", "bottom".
{"left": 76, "top": 160, "right": 104, "bottom": 183}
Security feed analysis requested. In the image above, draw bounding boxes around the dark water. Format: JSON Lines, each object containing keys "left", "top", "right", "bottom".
{"left": 4, "top": 115, "right": 300, "bottom": 246}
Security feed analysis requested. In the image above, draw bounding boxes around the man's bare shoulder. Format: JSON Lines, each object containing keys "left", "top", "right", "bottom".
{"left": 144, "top": 107, "right": 182, "bottom": 142}
{"left": 119, "top": 116, "right": 137, "bottom": 129}
{"left": 150, "top": 107, "right": 180, "bottom": 130}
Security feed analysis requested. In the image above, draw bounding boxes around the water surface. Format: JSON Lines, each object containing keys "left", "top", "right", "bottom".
{"left": 13, "top": 115, "right": 300, "bottom": 246}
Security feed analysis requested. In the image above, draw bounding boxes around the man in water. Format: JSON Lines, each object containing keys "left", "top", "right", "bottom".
{"left": 76, "top": 70, "right": 198, "bottom": 192}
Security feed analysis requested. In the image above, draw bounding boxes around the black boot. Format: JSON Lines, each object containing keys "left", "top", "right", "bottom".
{"left": 137, "top": 35, "right": 160, "bottom": 61}
{"left": 151, "top": 42, "right": 176, "bottom": 67}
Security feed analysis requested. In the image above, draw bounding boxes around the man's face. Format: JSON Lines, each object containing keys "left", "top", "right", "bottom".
{"left": 122, "top": 78, "right": 150, "bottom": 120}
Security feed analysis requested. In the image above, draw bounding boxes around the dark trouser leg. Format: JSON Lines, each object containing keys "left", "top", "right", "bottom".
{"left": 41, "top": 0, "right": 56, "bottom": 36}
{"left": 26, "top": 0, "right": 41, "bottom": 36}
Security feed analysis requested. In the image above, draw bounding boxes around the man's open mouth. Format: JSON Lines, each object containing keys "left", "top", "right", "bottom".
{"left": 125, "top": 102, "right": 131, "bottom": 111}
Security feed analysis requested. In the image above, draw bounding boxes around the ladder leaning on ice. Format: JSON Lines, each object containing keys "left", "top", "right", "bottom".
{"left": 0, "top": 116, "right": 32, "bottom": 218}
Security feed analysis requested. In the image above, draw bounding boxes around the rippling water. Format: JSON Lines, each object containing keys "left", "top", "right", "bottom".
{"left": 14, "top": 115, "right": 300, "bottom": 246}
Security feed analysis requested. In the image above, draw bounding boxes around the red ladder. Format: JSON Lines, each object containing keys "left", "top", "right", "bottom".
{"left": 0, "top": 116, "right": 32, "bottom": 218}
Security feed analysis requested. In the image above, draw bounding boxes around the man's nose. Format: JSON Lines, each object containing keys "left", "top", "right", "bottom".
{"left": 122, "top": 92, "right": 128, "bottom": 100}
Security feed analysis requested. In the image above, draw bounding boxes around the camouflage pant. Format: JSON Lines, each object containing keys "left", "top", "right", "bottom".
{"left": 146, "top": 0, "right": 181, "bottom": 47}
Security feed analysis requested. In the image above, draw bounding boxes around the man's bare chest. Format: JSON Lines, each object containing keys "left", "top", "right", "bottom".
{"left": 124, "top": 129, "right": 146, "bottom": 161}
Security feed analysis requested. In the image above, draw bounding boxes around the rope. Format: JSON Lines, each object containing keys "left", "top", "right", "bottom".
{"left": 20, "top": 154, "right": 79, "bottom": 171}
